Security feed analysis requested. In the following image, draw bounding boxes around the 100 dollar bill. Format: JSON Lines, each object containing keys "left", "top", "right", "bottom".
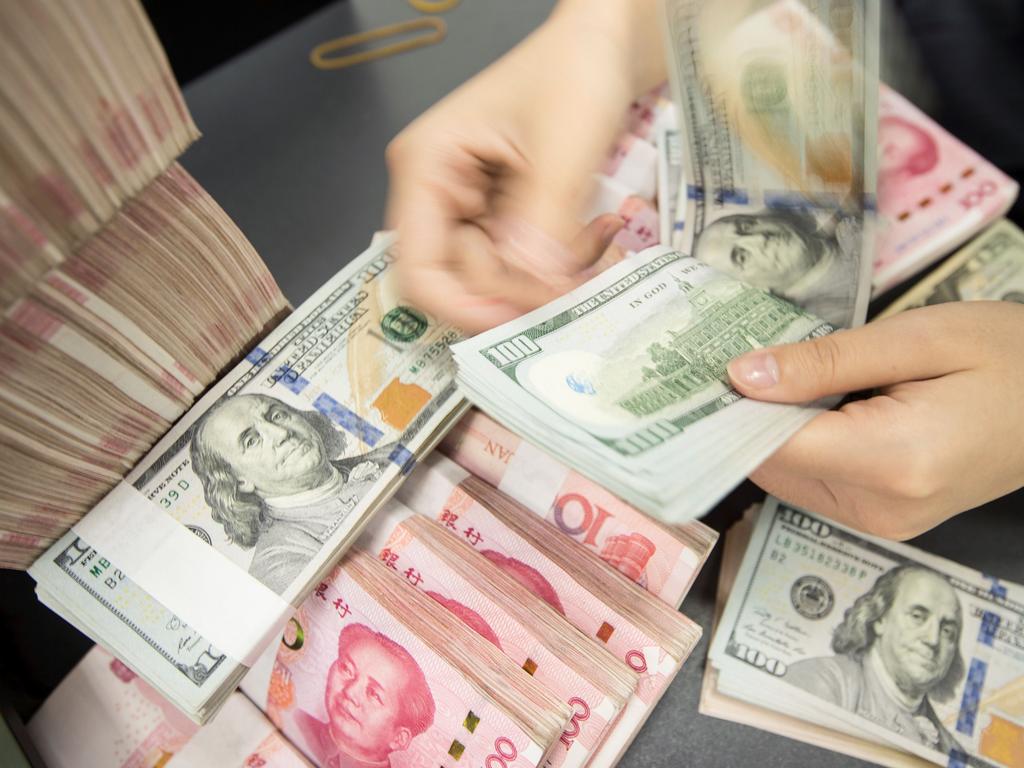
{"left": 710, "top": 497, "right": 1024, "bottom": 767}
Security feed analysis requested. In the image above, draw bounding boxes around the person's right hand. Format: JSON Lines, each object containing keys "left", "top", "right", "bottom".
{"left": 727, "top": 301, "right": 1024, "bottom": 540}
{"left": 385, "top": 1, "right": 665, "bottom": 333}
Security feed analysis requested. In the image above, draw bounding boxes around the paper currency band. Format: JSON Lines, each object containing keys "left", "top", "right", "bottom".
{"left": 73, "top": 482, "right": 293, "bottom": 667}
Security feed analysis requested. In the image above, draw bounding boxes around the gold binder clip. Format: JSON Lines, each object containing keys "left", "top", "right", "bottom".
{"left": 309, "top": 17, "right": 446, "bottom": 71}
{"left": 407, "top": 0, "right": 461, "bottom": 12}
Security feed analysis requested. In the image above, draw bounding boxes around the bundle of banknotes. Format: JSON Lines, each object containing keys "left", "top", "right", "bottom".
{"left": 879, "top": 218, "right": 1024, "bottom": 316}
{"left": 694, "top": 247, "right": 1024, "bottom": 765}
{"left": 29, "top": 449, "right": 714, "bottom": 767}
{"left": 244, "top": 474, "right": 705, "bottom": 768}
{"left": 0, "top": 0, "right": 289, "bottom": 569}
{"left": 703, "top": 496, "right": 1024, "bottom": 768}
{"left": 648, "top": 75, "right": 1019, "bottom": 300}
{"left": 651, "top": 0, "right": 1018, "bottom": 297}
{"left": 452, "top": 245, "right": 835, "bottom": 522}
{"left": 28, "top": 234, "right": 467, "bottom": 722}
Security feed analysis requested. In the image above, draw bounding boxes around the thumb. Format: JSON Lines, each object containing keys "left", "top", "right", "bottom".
{"left": 726, "top": 307, "right": 967, "bottom": 403}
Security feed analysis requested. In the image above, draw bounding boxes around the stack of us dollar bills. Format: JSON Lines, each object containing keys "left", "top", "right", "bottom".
{"left": 452, "top": 247, "right": 837, "bottom": 521}
{"left": 705, "top": 497, "right": 1024, "bottom": 768}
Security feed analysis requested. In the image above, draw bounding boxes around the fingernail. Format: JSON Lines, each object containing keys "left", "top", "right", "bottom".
{"left": 728, "top": 351, "right": 780, "bottom": 389}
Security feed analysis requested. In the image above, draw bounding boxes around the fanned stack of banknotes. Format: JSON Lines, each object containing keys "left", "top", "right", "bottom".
{"left": 9, "top": 0, "right": 1024, "bottom": 766}
{"left": 0, "top": 0, "right": 289, "bottom": 569}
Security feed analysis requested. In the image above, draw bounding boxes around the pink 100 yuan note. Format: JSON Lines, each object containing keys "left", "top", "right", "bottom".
{"left": 249, "top": 557, "right": 554, "bottom": 768}
{"left": 396, "top": 453, "right": 701, "bottom": 768}
{"left": 874, "top": 87, "right": 1019, "bottom": 294}
{"left": 375, "top": 513, "right": 633, "bottom": 768}
{"left": 164, "top": 694, "right": 314, "bottom": 768}
{"left": 28, "top": 645, "right": 197, "bottom": 768}
{"left": 440, "top": 409, "right": 716, "bottom": 608}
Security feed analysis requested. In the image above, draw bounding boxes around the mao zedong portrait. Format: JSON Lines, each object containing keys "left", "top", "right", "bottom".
{"left": 878, "top": 114, "right": 939, "bottom": 191}
{"left": 296, "top": 623, "right": 435, "bottom": 768}
{"left": 785, "top": 565, "right": 968, "bottom": 754}
{"left": 693, "top": 208, "right": 859, "bottom": 328}
{"left": 191, "top": 393, "right": 392, "bottom": 595}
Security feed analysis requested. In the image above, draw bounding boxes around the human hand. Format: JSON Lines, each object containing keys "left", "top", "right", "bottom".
{"left": 385, "top": 1, "right": 665, "bottom": 333}
{"left": 727, "top": 301, "right": 1024, "bottom": 540}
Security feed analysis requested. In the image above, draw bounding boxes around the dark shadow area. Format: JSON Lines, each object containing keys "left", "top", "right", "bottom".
{"left": 142, "top": 0, "right": 336, "bottom": 84}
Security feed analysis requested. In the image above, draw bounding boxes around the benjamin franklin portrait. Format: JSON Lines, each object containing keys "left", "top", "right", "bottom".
{"left": 190, "top": 393, "right": 394, "bottom": 595}
{"left": 785, "top": 565, "right": 968, "bottom": 755}
{"left": 693, "top": 208, "right": 859, "bottom": 328}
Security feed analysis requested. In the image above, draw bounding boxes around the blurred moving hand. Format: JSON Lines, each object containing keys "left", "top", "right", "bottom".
{"left": 385, "top": 0, "right": 665, "bottom": 333}
{"left": 728, "top": 302, "right": 1024, "bottom": 540}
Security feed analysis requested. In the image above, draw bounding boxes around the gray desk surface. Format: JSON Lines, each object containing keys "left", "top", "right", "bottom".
{"left": 181, "top": 3, "right": 1024, "bottom": 766}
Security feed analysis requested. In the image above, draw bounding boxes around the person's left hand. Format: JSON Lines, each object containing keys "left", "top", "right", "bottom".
{"left": 726, "top": 301, "right": 1024, "bottom": 540}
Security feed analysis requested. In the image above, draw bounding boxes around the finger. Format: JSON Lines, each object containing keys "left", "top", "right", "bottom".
{"left": 493, "top": 213, "right": 625, "bottom": 289}
{"left": 506, "top": 76, "right": 629, "bottom": 267}
{"left": 453, "top": 223, "right": 565, "bottom": 312}
{"left": 752, "top": 394, "right": 920, "bottom": 490}
{"left": 386, "top": 135, "right": 496, "bottom": 275}
{"left": 451, "top": 215, "right": 628, "bottom": 320}
{"left": 726, "top": 304, "right": 979, "bottom": 404}
{"left": 569, "top": 214, "right": 625, "bottom": 270}
{"left": 388, "top": 156, "right": 507, "bottom": 330}
{"left": 748, "top": 465, "right": 843, "bottom": 518}
{"left": 399, "top": 258, "right": 522, "bottom": 334}
{"left": 578, "top": 242, "right": 627, "bottom": 282}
